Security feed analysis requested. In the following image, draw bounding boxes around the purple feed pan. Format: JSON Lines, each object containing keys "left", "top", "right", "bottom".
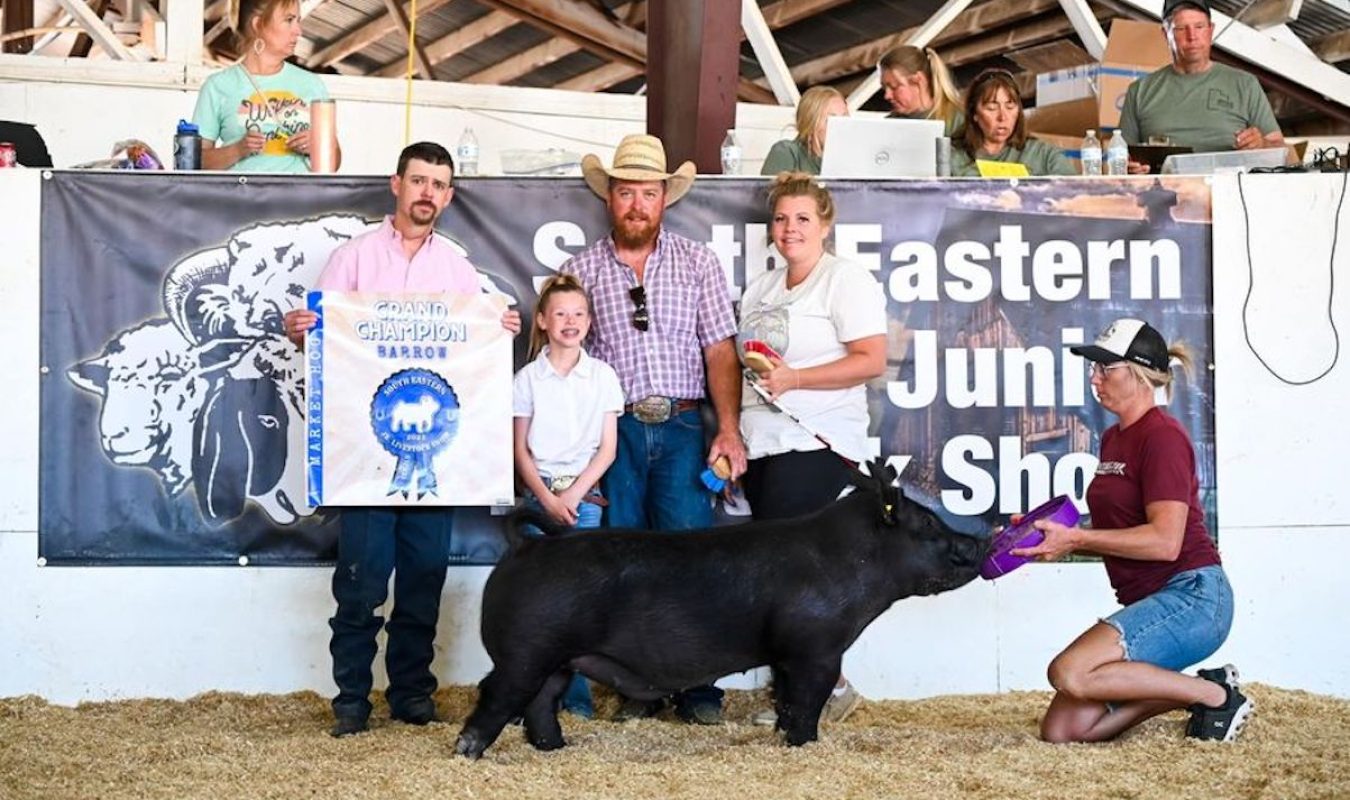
{"left": 980, "top": 495, "right": 1081, "bottom": 580}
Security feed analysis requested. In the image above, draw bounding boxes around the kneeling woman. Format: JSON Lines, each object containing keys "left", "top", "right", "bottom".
{"left": 952, "top": 69, "right": 1075, "bottom": 177}
{"left": 1014, "top": 319, "right": 1253, "bottom": 743}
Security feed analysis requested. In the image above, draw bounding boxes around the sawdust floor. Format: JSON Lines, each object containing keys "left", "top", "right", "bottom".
{"left": 1, "top": 684, "right": 1344, "bottom": 800}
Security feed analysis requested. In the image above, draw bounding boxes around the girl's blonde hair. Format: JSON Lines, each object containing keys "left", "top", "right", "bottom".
{"left": 528, "top": 274, "right": 592, "bottom": 359}
{"left": 766, "top": 171, "right": 837, "bottom": 228}
{"left": 877, "top": 45, "right": 961, "bottom": 126}
{"left": 1124, "top": 342, "right": 1195, "bottom": 403}
{"left": 794, "top": 85, "right": 846, "bottom": 158}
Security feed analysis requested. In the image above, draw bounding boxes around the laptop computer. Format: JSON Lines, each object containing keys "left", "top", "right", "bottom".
{"left": 820, "top": 117, "right": 945, "bottom": 178}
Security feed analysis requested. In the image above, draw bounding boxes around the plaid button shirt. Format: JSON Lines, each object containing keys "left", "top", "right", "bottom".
{"left": 561, "top": 229, "right": 736, "bottom": 403}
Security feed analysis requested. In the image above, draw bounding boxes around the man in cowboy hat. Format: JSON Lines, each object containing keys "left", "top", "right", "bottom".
{"left": 561, "top": 132, "right": 747, "bottom": 726}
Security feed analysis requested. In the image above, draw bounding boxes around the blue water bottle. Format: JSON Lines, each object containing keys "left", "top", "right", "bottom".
{"left": 174, "top": 120, "right": 201, "bottom": 171}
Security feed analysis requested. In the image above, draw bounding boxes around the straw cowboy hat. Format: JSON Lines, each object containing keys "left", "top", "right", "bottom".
{"left": 581, "top": 134, "right": 696, "bottom": 207}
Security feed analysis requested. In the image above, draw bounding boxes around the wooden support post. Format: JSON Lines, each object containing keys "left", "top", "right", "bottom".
{"left": 647, "top": 0, "right": 740, "bottom": 173}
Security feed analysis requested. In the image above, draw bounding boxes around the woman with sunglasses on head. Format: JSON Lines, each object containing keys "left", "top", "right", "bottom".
{"left": 877, "top": 45, "right": 964, "bottom": 137}
{"left": 1012, "top": 319, "right": 1252, "bottom": 744}
{"left": 950, "top": 69, "right": 1074, "bottom": 177}
{"left": 738, "top": 172, "right": 888, "bottom": 727}
{"left": 192, "top": 0, "right": 341, "bottom": 172}
{"left": 760, "top": 85, "right": 849, "bottom": 176}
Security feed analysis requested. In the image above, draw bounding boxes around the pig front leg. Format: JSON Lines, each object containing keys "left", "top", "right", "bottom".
{"left": 455, "top": 667, "right": 552, "bottom": 759}
{"left": 522, "top": 670, "right": 571, "bottom": 751}
{"left": 773, "top": 655, "right": 840, "bottom": 746}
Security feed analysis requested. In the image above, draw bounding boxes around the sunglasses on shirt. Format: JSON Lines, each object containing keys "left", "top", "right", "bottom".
{"left": 629, "top": 285, "right": 649, "bottom": 332}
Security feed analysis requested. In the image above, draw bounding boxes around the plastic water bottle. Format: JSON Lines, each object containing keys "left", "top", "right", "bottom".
{"left": 1106, "top": 129, "right": 1129, "bottom": 176}
{"left": 720, "top": 130, "right": 741, "bottom": 175}
{"left": 1081, "top": 129, "right": 1102, "bottom": 177}
{"left": 456, "top": 127, "right": 479, "bottom": 177}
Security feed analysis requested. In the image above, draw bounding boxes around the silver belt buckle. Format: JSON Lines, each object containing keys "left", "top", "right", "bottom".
{"left": 548, "top": 474, "right": 577, "bottom": 492}
{"left": 631, "top": 395, "right": 673, "bottom": 424}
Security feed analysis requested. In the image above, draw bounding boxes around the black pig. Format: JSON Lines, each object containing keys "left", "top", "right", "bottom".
{"left": 454, "top": 460, "right": 986, "bottom": 758}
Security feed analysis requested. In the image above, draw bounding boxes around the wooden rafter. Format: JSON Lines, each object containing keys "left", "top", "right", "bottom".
{"left": 474, "top": 0, "right": 645, "bottom": 68}
{"left": 1311, "top": 29, "right": 1350, "bottom": 63}
{"left": 553, "top": 0, "right": 849, "bottom": 95}
{"left": 372, "top": 9, "right": 515, "bottom": 77}
{"left": 68, "top": 0, "right": 109, "bottom": 57}
{"left": 1238, "top": 0, "right": 1304, "bottom": 30}
{"left": 380, "top": 0, "right": 434, "bottom": 78}
{"left": 52, "top": 0, "right": 134, "bottom": 59}
{"left": 788, "top": 0, "right": 1061, "bottom": 89}
{"left": 460, "top": 1, "right": 644, "bottom": 86}
{"left": 308, "top": 0, "right": 457, "bottom": 67}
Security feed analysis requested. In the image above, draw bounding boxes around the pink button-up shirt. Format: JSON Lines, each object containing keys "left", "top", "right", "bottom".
{"left": 315, "top": 215, "right": 481, "bottom": 294}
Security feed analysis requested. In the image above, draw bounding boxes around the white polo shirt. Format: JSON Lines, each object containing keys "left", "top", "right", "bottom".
{"left": 512, "top": 347, "right": 625, "bottom": 479}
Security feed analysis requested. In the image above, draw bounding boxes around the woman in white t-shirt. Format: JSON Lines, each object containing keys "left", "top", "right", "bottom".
{"left": 738, "top": 173, "right": 888, "bottom": 725}
{"left": 738, "top": 173, "right": 887, "bottom": 516}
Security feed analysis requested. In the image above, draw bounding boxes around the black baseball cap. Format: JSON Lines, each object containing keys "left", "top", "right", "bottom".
{"left": 1163, "top": 0, "right": 1211, "bottom": 19}
{"left": 1071, "top": 318, "right": 1171, "bottom": 372}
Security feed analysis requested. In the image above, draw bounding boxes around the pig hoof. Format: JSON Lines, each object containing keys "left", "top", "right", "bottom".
{"left": 529, "top": 735, "right": 566, "bottom": 752}
{"left": 454, "top": 731, "right": 486, "bottom": 759}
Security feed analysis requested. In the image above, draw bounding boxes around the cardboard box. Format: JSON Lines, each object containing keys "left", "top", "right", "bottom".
{"left": 1030, "top": 19, "right": 1172, "bottom": 136}
{"left": 1036, "top": 64, "right": 1100, "bottom": 107}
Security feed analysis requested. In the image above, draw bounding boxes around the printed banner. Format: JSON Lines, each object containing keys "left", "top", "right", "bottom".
{"left": 306, "top": 291, "right": 513, "bottom": 507}
{"left": 40, "top": 172, "right": 1213, "bottom": 564}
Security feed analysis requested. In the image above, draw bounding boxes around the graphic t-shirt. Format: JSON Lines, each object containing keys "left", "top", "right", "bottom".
{"left": 1119, "top": 62, "right": 1280, "bottom": 152}
{"left": 192, "top": 62, "right": 330, "bottom": 173}
{"left": 1086, "top": 406, "right": 1221, "bottom": 606}
{"left": 737, "top": 253, "right": 887, "bottom": 464}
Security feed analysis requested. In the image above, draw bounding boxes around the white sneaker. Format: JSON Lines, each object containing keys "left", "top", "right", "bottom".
{"left": 821, "top": 679, "right": 862, "bottom": 724}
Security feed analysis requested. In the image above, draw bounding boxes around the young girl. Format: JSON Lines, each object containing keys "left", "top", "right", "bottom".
{"left": 512, "top": 274, "right": 624, "bottom": 717}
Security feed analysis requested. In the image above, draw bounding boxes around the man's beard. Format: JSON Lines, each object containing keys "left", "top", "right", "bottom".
{"left": 613, "top": 213, "right": 659, "bottom": 248}
{"left": 410, "top": 202, "right": 438, "bottom": 225}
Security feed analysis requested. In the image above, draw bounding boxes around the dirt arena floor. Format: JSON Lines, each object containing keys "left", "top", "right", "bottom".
{"left": 1, "top": 683, "right": 1344, "bottom": 800}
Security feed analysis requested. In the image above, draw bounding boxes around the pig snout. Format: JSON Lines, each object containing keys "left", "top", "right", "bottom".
{"left": 950, "top": 533, "right": 987, "bottom": 570}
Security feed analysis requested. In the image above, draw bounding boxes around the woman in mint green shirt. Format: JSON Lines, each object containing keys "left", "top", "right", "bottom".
{"left": 761, "top": 86, "right": 848, "bottom": 176}
{"left": 192, "top": 0, "right": 341, "bottom": 172}
{"left": 951, "top": 69, "right": 1075, "bottom": 178}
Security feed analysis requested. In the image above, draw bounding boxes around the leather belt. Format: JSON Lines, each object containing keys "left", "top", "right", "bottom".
{"left": 624, "top": 396, "right": 701, "bottom": 424}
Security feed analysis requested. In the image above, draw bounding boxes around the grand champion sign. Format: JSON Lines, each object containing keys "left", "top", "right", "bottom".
{"left": 306, "top": 292, "right": 513, "bottom": 507}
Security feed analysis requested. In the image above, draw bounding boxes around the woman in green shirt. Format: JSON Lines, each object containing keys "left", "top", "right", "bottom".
{"left": 760, "top": 86, "right": 848, "bottom": 176}
{"left": 877, "top": 45, "right": 964, "bottom": 137}
{"left": 192, "top": 0, "right": 342, "bottom": 172}
{"left": 951, "top": 69, "right": 1075, "bottom": 178}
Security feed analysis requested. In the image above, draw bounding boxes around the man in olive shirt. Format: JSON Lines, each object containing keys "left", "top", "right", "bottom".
{"left": 1120, "top": 0, "right": 1282, "bottom": 165}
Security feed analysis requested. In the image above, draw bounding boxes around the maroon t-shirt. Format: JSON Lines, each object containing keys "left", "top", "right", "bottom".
{"left": 1086, "top": 407, "right": 1220, "bottom": 606}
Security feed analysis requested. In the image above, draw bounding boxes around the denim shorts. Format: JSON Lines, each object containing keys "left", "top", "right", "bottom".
{"left": 1102, "top": 565, "right": 1233, "bottom": 672}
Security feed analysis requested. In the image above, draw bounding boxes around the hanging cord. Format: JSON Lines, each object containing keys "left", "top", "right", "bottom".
{"left": 403, "top": 0, "right": 417, "bottom": 147}
{"left": 1237, "top": 168, "right": 1346, "bottom": 386}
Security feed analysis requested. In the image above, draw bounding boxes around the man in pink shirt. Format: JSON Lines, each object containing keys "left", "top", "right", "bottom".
{"left": 284, "top": 141, "right": 520, "bottom": 738}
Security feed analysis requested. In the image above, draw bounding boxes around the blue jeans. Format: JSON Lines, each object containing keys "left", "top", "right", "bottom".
{"left": 328, "top": 507, "right": 453, "bottom": 720}
{"left": 604, "top": 408, "right": 713, "bottom": 530}
{"left": 1103, "top": 565, "right": 1233, "bottom": 672}
{"left": 603, "top": 407, "right": 723, "bottom": 711}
